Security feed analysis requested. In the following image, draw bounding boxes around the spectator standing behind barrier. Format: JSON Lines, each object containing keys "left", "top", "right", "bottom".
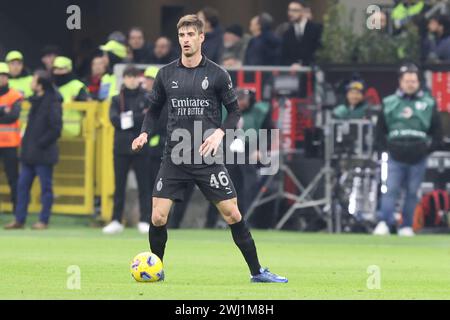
{"left": 4, "top": 70, "right": 62, "bottom": 230}
{"left": 373, "top": 64, "right": 442, "bottom": 237}
{"left": 103, "top": 66, "right": 152, "bottom": 235}
{"left": 333, "top": 81, "right": 369, "bottom": 120}
{"left": 149, "top": 37, "right": 177, "bottom": 65}
{"left": 84, "top": 55, "right": 107, "bottom": 100}
{"left": 244, "top": 13, "right": 281, "bottom": 66}
{"left": 422, "top": 15, "right": 450, "bottom": 63}
{"left": 0, "top": 63, "right": 22, "bottom": 214}
{"left": 280, "top": 1, "right": 322, "bottom": 66}
{"left": 6, "top": 51, "right": 33, "bottom": 99}
{"left": 128, "top": 27, "right": 154, "bottom": 64}
{"left": 221, "top": 24, "right": 250, "bottom": 67}
{"left": 53, "top": 56, "right": 91, "bottom": 138}
{"left": 197, "top": 7, "right": 224, "bottom": 63}
{"left": 98, "top": 36, "right": 127, "bottom": 100}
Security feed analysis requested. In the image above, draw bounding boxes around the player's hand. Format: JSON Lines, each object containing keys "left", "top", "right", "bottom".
{"left": 132, "top": 133, "right": 148, "bottom": 152}
{"left": 199, "top": 129, "right": 225, "bottom": 157}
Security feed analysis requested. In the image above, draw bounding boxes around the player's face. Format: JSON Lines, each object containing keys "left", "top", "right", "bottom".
{"left": 178, "top": 26, "right": 204, "bottom": 58}
{"left": 399, "top": 73, "right": 420, "bottom": 95}
{"left": 8, "top": 60, "right": 23, "bottom": 77}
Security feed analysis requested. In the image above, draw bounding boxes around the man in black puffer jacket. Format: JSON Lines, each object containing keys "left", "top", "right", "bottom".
{"left": 5, "top": 70, "right": 63, "bottom": 230}
{"left": 103, "top": 66, "right": 152, "bottom": 234}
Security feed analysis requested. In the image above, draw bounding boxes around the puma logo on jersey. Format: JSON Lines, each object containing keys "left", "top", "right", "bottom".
{"left": 171, "top": 81, "right": 179, "bottom": 89}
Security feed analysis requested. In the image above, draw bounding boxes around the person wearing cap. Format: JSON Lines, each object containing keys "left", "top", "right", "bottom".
{"left": 103, "top": 66, "right": 153, "bottom": 235}
{"left": 5, "top": 70, "right": 63, "bottom": 230}
{"left": 333, "top": 80, "right": 370, "bottom": 120}
{"left": 373, "top": 64, "right": 442, "bottom": 237}
{"left": 52, "top": 56, "right": 90, "bottom": 137}
{"left": 221, "top": 24, "right": 250, "bottom": 67}
{"left": 6, "top": 50, "right": 33, "bottom": 98}
{"left": 98, "top": 39, "right": 127, "bottom": 100}
{"left": 0, "top": 62, "right": 22, "bottom": 213}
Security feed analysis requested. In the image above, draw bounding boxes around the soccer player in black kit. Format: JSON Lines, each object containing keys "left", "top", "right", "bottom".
{"left": 132, "top": 14, "right": 287, "bottom": 283}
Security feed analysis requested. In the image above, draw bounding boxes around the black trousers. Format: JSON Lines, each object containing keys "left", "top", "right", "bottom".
{"left": 0, "top": 147, "right": 18, "bottom": 212}
{"left": 112, "top": 152, "right": 150, "bottom": 223}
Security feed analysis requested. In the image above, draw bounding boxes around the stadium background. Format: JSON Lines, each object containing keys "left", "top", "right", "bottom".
{"left": 1, "top": 0, "right": 450, "bottom": 300}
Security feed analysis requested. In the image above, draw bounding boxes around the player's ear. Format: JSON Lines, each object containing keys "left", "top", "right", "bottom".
{"left": 199, "top": 31, "right": 205, "bottom": 43}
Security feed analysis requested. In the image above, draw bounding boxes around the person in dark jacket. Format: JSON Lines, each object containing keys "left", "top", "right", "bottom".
{"left": 373, "top": 64, "right": 442, "bottom": 237}
{"left": 280, "top": 1, "right": 322, "bottom": 66}
{"left": 5, "top": 70, "right": 63, "bottom": 230}
{"left": 244, "top": 13, "right": 281, "bottom": 66}
{"left": 197, "top": 7, "right": 224, "bottom": 63}
{"left": 103, "top": 66, "right": 152, "bottom": 234}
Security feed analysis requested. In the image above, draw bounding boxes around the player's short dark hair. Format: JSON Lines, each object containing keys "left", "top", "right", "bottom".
{"left": 123, "top": 65, "right": 140, "bottom": 78}
{"left": 177, "top": 14, "right": 204, "bottom": 34}
{"left": 200, "top": 7, "right": 220, "bottom": 28}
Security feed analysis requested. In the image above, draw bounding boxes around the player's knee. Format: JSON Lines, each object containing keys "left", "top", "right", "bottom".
{"left": 151, "top": 207, "right": 168, "bottom": 226}
{"left": 222, "top": 208, "right": 242, "bottom": 224}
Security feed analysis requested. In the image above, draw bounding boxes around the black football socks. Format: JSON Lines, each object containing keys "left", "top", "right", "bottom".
{"left": 229, "top": 219, "right": 262, "bottom": 276}
{"left": 149, "top": 222, "right": 168, "bottom": 261}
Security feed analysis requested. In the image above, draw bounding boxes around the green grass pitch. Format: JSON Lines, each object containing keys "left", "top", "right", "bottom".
{"left": 1, "top": 215, "right": 450, "bottom": 300}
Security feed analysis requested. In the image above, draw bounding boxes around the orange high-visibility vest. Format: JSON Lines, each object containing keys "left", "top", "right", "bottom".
{"left": 0, "top": 89, "right": 23, "bottom": 148}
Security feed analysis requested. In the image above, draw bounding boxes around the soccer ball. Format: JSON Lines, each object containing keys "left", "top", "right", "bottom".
{"left": 130, "top": 252, "right": 164, "bottom": 282}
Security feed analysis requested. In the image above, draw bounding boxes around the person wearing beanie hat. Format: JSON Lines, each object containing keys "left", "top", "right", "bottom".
{"left": 5, "top": 50, "right": 33, "bottom": 98}
{"left": 222, "top": 24, "right": 251, "bottom": 67}
{"left": 99, "top": 37, "right": 127, "bottom": 100}
{"left": 52, "top": 56, "right": 91, "bottom": 137}
{"left": 333, "top": 80, "right": 370, "bottom": 120}
{"left": 0, "top": 62, "right": 23, "bottom": 216}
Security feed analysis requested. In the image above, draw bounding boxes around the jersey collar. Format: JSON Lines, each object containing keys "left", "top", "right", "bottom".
{"left": 176, "top": 55, "right": 207, "bottom": 68}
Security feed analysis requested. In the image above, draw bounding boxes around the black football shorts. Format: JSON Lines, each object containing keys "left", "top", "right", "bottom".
{"left": 152, "top": 159, "right": 237, "bottom": 203}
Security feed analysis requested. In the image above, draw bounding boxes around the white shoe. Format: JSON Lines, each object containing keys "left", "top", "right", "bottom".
{"left": 373, "top": 221, "right": 390, "bottom": 236}
{"left": 102, "top": 220, "right": 124, "bottom": 234}
{"left": 137, "top": 222, "right": 150, "bottom": 234}
{"left": 398, "top": 227, "right": 415, "bottom": 237}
